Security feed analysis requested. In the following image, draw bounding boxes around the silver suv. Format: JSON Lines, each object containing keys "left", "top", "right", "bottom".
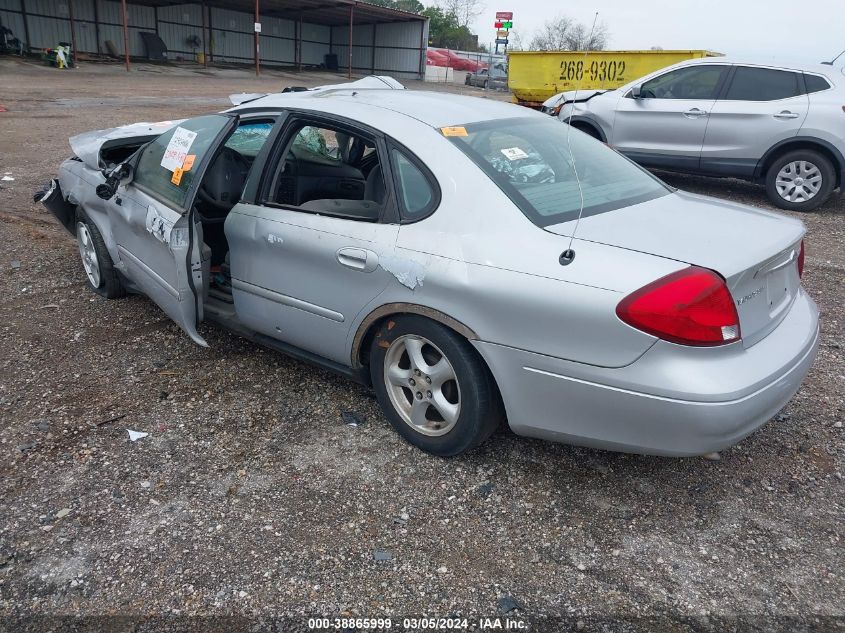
{"left": 543, "top": 58, "right": 845, "bottom": 211}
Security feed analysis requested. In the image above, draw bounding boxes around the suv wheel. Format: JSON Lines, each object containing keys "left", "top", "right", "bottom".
{"left": 765, "top": 149, "right": 835, "bottom": 212}
{"left": 369, "top": 316, "right": 502, "bottom": 456}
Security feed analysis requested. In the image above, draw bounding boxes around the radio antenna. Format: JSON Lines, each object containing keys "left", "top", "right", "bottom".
{"left": 821, "top": 48, "right": 845, "bottom": 65}
{"left": 560, "top": 11, "right": 599, "bottom": 266}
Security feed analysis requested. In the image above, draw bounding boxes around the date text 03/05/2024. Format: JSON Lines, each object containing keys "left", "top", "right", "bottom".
{"left": 307, "top": 616, "right": 528, "bottom": 630}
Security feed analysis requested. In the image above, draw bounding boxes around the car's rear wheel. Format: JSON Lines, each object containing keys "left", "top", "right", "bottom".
{"left": 765, "top": 149, "right": 835, "bottom": 212}
{"left": 76, "top": 213, "right": 125, "bottom": 299}
{"left": 369, "top": 316, "right": 502, "bottom": 456}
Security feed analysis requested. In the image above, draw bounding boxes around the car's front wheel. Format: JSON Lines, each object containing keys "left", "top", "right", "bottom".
{"left": 369, "top": 316, "right": 502, "bottom": 456}
{"left": 765, "top": 149, "right": 835, "bottom": 212}
{"left": 76, "top": 213, "right": 125, "bottom": 299}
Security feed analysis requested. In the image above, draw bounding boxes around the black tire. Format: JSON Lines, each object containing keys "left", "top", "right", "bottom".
{"left": 75, "top": 211, "right": 126, "bottom": 299}
{"left": 764, "top": 149, "right": 835, "bottom": 212}
{"left": 369, "top": 315, "right": 503, "bottom": 457}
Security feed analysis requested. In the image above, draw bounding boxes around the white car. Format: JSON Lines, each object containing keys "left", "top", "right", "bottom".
{"left": 543, "top": 57, "right": 845, "bottom": 212}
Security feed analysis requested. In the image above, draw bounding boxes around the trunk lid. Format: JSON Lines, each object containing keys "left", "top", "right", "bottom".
{"left": 545, "top": 191, "right": 805, "bottom": 347}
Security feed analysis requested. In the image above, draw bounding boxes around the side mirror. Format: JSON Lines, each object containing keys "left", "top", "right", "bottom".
{"left": 96, "top": 163, "right": 132, "bottom": 200}
{"left": 631, "top": 84, "right": 642, "bottom": 99}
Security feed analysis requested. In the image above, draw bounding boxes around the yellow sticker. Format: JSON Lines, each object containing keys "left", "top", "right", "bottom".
{"left": 182, "top": 154, "right": 196, "bottom": 171}
{"left": 441, "top": 126, "right": 468, "bottom": 137}
{"left": 170, "top": 167, "right": 184, "bottom": 186}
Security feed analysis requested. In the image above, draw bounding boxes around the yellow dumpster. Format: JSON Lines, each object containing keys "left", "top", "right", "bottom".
{"left": 508, "top": 50, "right": 719, "bottom": 108}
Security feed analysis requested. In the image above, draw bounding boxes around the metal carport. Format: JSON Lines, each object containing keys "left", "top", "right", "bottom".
{"left": 0, "top": 0, "right": 429, "bottom": 78}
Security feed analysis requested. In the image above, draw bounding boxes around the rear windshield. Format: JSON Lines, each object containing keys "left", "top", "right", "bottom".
{"left": 446, "top": 117, "right": 670, "bottom": 227}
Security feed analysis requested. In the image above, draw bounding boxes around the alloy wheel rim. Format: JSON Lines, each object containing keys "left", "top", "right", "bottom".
{"left": 76, "top": 222, "right": 101, "bottom": 288}
{"left": 776, "top": 161, "right": 822, "bottom": 203}
{"left": 383, "top": 334, "right": 461, "bottom": 437}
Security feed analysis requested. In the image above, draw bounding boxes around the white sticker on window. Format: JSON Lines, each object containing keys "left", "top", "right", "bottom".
{"left": 500, "top": 147, "right": 529, "bottom": 161}
{"left": 160, "top": 126, "right": 198, "bottom": 172}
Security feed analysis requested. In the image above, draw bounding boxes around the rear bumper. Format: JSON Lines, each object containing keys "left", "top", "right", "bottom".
{"left": 474, "top": 289, "right": 820, "bottom": 456}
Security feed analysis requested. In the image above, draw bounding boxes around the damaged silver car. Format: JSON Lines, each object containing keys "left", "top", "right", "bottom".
{"left": 39, "top": 78, "right": 819, "bottom": 457}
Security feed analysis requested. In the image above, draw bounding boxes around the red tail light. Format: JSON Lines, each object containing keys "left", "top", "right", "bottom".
{"left": 616, "top": 267, "right": 741, "bottom": 346}
{"left": 797, "top": 240, "right": 805, "bottom": 278}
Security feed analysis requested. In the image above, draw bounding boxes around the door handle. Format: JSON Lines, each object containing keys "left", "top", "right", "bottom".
{"left": 337, "top": 247, "right": 379, "bottom": 273}
{"left": 773, "top": 111, "right": 800, "bottom": 120}
{"left": 683, "top": 108, "right": 708, "bottom": 118}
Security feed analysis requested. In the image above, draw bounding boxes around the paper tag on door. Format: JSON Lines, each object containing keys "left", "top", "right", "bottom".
{"left": 160, "top": 126, "right": 197, "bottom": 172}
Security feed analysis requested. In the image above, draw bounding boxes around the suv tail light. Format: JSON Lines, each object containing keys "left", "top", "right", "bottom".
{"left": 797, "top": 240, "right": 805, "bottom": 278}
{"left": 616, "top": 267, "right": 741, "bottom": 346}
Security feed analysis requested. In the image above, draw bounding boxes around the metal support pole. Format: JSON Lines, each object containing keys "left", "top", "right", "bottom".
{"left": 201, "top": 0, "right": 208, "bottom": 67}
{"left": 370, "top": 22, "right": 376, "bottom": 75}
{"left": 347, "top": 4, "right": 353, "bottom": 79}
{"left": 19, "top": 0, "right": 30, "bottom": 54}
{"left": 93, "top": 0, "right": 101, "bottom": 55}
{"left": 296, "top": 14, "right": 302, "bottom": 71}
{"left": 121, "top": 0, "right": 130, "bottom": 71}
{"left": 254, "top": 0, "right": 260, "bottom": 76}
{"left": 67, "top": 0, "right": 77, "bottom": 65}
{"left": 207, "top": 4, "right": 213, "bottom": 63}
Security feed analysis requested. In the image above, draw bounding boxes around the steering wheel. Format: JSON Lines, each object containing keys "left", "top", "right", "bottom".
{"left": 197, "top": 147, "right": 251, "bottom": 214}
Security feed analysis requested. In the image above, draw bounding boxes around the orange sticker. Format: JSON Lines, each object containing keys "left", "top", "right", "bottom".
{"left": 441, "top": 126, "right": 468, "bottom": 137}
{"left": 182, "top": 154, "right": 196, "bottom": 171}
{"left": 170, "top": 167, "right": 184, "bottom": 185}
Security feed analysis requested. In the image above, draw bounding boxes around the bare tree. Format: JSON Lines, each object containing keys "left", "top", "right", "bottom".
{"left": 529, "top": 15, "right": 608, "bottom": 51}
{"left": 438, "top": 0, "right": 485, "bottom": 28}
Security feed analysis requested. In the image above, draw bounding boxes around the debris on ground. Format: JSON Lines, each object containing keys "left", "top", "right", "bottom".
{"left": 10, "top": 260, "right": 20, "bottom": 269}
{"left": 373, "top": 549, "right": 393, "bottom": 561}
{"left": 497, "top": 595, "right": 523, "bottom": 613}
{"left": 341, "top": 411, "right": 365, "bottom": 426}
{"left": 94, "top": 413, "right": 126, "bottom": 427}
{"left": 127, "top": 430, "right": 149, "bottom": 442}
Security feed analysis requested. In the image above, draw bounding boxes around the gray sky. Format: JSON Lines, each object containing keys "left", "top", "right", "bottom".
{"left": 471, "top": 0, "right": 845, "bottom": 66}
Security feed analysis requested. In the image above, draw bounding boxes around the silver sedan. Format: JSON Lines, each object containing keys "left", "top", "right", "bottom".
{"left": 39, "top": 78, "right": 819, "bottom": 457}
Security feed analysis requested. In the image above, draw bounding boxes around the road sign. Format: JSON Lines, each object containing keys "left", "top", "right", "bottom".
{"left": 495, "top": 38, "right": 509, "bottom": 45}
{"left": 496, "top": 11, "right": 513, "bottom": 20}
{"left": 497, "top": 29, "right": 509, "bottom": 37}
{"left": 494, "top": 21, "right": 513, "bottom": 29}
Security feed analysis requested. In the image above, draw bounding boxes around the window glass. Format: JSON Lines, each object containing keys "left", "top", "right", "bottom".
{"left": 391, "top": 149, "right": 436, "bottom": 217}
{"left": 291, "top": 125, "right": 342, "bottom": 162}
{"left": 134, "top": 115, "right": 231, "bottom": 207}
{"left": 447, "top": 117, "right": 669, "bottom": 227}
{"left": 224, "top": 121, "right": 273, "bottom": 157}
{"left": 804, "top": 74, "right": 831, "bottom": 94}
{"left": 640, "top": 65, "right": 726, "bottom": 100}
{"left": 269, "top": 122, "right": 385, "bottom": 222}
{"left": 724, "top": 67, "right": 802, "bottom": 101}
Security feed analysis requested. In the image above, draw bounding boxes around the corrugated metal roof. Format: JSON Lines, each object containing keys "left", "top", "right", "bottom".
{"left": 125, "top": 0, "right": 427, "bottom": 25}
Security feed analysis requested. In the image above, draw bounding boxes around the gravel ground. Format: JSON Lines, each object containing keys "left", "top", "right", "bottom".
{"left": 0, "top": 58, "right": 843, "bottom": 632}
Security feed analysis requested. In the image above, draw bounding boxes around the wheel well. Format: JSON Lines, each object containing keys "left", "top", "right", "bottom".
{"left": 353, "top": 305, "right": 477, "bottom": 369}
{"left": 760, "top": 141, "right": 842, "bottom": 188}
{"left": 570, "top": 120, "right": 604, "bottom": 142}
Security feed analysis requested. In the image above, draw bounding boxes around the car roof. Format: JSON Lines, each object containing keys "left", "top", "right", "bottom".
{"left": 235, "top": 89, "right": 541, "bottom": 129}
{"left": 680, "top": 56, "right": 841, "bottom": 77}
